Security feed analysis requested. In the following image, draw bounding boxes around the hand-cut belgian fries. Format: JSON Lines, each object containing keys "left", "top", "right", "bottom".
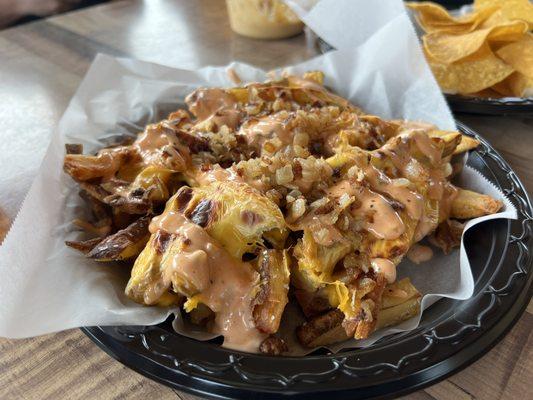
{"left": 63, "top": 71, "right": 502, "bottom": 354}
{"left": 297, "top": 278, "right": 422, "bottom": 348}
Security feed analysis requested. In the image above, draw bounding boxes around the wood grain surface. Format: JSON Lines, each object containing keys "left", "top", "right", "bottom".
{"left": 0, "top": 1, "right": 531, "bottom": 399}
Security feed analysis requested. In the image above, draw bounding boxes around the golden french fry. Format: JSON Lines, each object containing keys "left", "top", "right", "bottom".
{"left": 296, "top": 309, "right": 348, "bottom": 348}
{"left": 382, "top": 278, "right": 420, "bottom": 309}
{"left": 85, "top": 216, "right": 151, "bottom": 261}
{"left": 429, "top": 219, "right": 465, "bottom": 254}
{"left": 376, "top": 296, "right": 421, "bottom": 330}
{"left": 297, "top": 279, "right": 421, "bottom": 348}
{"left": 294, "top": 289, "right": 333, "bottom": 319}
{"left": 455, "top": 135, "right": 481, "bottom": 154}
{"left": 428, "top": 130, "right": 479, "bottom": 154}
{"left": 451, "top": 188, "right": 503, "bottom": 219}
{"left": 252, "top": 250, "right": 290, "bottom": 334}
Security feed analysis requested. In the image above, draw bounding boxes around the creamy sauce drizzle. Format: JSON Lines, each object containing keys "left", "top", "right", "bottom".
{"left": 186, "top": 88, "right": 238, "bottom": 121}
{"left": 364, "top": 164, "right": 423, "bottom": 220}
{"left": 379, "top": 130, "right": 456, "bottom": 241}
{"left": 190, "top": 166, "right": 268, "bottom": 193}
{"left": 149, "top": 212, "right": 266, "bottom": 352}
{"left": 134, "top": 123, "right": 189, "bottom": 169}
{"left": 352, "top": 188, "right": 405, "bottom": 240}
{"left": 193, "top": 166, "right": 242, "bottom": 186}
{"left": 206, "top": 109, "right": 242, "bottom": 130}
{"left": 370, "top": 258, "right": 397, "bottom": 283}
{"left": 329, "top": 130, "right": 456, "bottom": 244}
{"left": 407, "top": 244, "right": 434, "bottom": 264}
{"left": 328, "top": 180, "right": 406, "bottom": 240}
{"left": 439, "top": 183, "right": 459, "bottom": 221}
{"left": 96, "top": 147, "right": 137, "bottom": 182}
{"left": 327, "top": 180, "right": 354, "bottom": 198}
{"left": 412, "top": 130, "right": 441, "bottom": 166}
{"left": 241, "top": 113, "right": 294, "bottom": 149}
{"left": 135, "top": 124, "right": 170, "bottom": 157}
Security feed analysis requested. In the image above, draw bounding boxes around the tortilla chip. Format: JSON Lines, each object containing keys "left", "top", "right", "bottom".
{"left": 408, "top": 2, "right": 499, "bottom": 33}
{"left": 427, "top": 45, "right": 514, "bottom": 94}
{"left": 424, "top": 29, "right": 492, "bottom": 64}
{"left": 489, "top": 21, "right": 529, "bottom": 42}
{"left": 423, "top": 21, "right": 527, "bottom": 64}
{"left": 493, "top": 72, "right": 533, "bottom": 97}
{"left": 496, "top": 35, "right": 533, "bottom": 78}
{"left": 475, "top": 0, "right": 533, "bottom": 29}
{"left": 470, "top": 88, "right": 506, "bottom": 98}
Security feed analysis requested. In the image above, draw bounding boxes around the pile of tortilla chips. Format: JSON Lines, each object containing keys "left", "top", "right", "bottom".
{"left": 408, "top": 0, "right": 533, "bottom": 98}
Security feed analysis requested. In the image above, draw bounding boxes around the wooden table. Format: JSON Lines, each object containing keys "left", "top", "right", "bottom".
{"left": 0, "top": 1, "right": 531, "bottom": 399}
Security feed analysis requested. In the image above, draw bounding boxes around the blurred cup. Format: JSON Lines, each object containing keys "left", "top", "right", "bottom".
{"left": 226, "top": 0, "right": 304, "bottom": 40}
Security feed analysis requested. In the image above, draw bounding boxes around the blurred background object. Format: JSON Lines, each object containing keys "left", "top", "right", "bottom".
{"left": 226, "top": 0, "right": 303, "bottom": 39}
{"left": 0, "top": 0, "right": 108, "bottom": 29}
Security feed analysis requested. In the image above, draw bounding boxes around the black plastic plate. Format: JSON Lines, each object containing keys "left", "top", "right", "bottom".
{"left": 82, "top": 121, "right": 532, "bottom": 399}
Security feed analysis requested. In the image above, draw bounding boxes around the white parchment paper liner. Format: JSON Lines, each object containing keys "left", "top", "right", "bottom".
{"left": 0, "top": 0, "right": 517, "bottom": 354}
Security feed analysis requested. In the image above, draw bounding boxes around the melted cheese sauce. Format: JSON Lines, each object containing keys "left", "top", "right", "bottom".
{"left": 149, "top": 212, "right": 266, "bottom": 352}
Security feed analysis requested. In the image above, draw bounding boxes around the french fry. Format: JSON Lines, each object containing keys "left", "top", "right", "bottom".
{"left": 64, "top": 71, "right": 506, "bottom": 353}
{"left": 65, "top": 237, "right": 102, "bottom": 254}
{"left": 125, "top": 229, "right": 183, "bottom": 306}
{"left": 455, "top": 135, "right": 480, "bottom": 154}
{"left": 381, "top": 278, "right": 420, "bottom": 308}
{"left": 296, "top": 309, "right": 348, "bottom": 348}
{"left": 451, "top": 188, "right": 503, "bottom": 219}
{"left": 252, "top": 250, "right": 290, "bottom": 334}
{"left": 428, "top": 130, "right": 479, "bottom": 155}
{"left": 86, "top": 216, "right": 151, "bottom": 261}
{"left": 375, "top": 296, "right": 421, "bottom": 330}
{"left": 297, "top": 278, "right": 421, "bottom": 348}
{"left": 429, "top": 219, "right": 465, "bottom": 254}
{"left": 293, "top": 289, "right": 333, "bottom": 319}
